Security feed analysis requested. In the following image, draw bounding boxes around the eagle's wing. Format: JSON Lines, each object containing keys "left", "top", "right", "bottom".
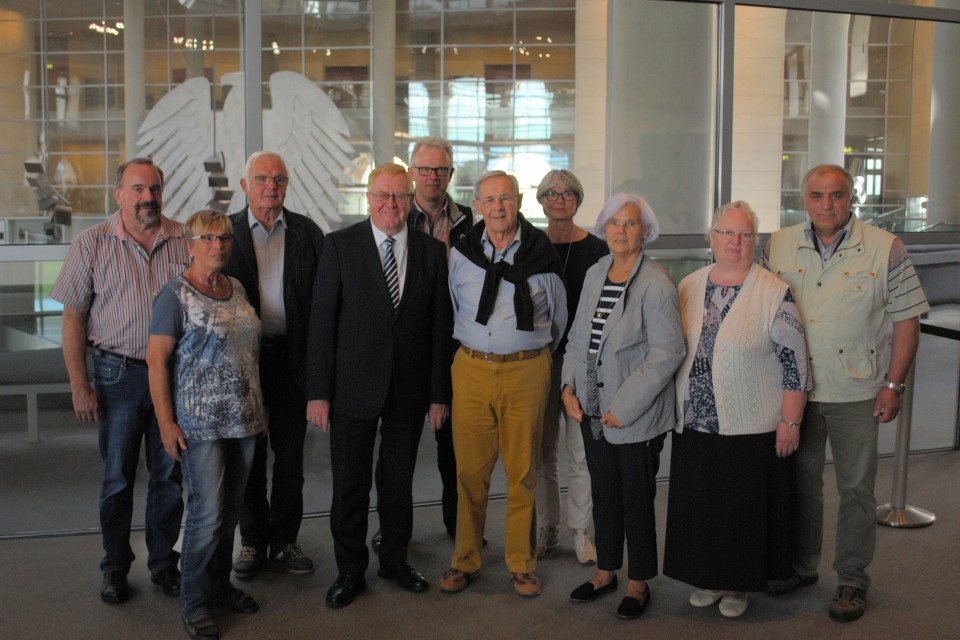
{"left": 136, "top": 77, "right": 214, "bottom": 221}
{"left": 264, "top": 71, "right": 355, "bottom": 232}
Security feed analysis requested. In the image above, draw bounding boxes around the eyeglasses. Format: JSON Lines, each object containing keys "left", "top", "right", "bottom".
{"left": 191, "top": 233, "right": 234, "bottom": 244}
{"left": 542, "top": 190, "right": 578, "bottom": 202}
{"left": 252, "top": 175, "right": 289, "bottom": 187}
{"left": 606, "top": 219, "right": 640, "bottom": 230}
{"left": 412, "top": 166, "right": 452, "bottom": 177}
{"left": 478, "top": 194, "right": 517, "bottom": 208}
{"left": 712, "top": 228, "right": 757, "bottom": 242}
{"left": 369, "top": 191, "right": 411, "bottom": 203}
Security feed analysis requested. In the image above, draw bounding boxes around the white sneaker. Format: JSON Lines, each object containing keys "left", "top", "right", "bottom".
{"left": 689, "top": 589, "right": 722, "bottom": 607}
{"left": 719, "top": 592, "right": 748, "bottom": 618}
{"left": 536, "top": 526, "right": 559, "bottom": 558}
{"left": 572, "top": 529, "right": 597, "bottom": 565}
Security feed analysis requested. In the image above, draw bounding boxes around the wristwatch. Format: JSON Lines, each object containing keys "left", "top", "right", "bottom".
{"left": 883, "top": 377, "right": 907, "bottom": 395}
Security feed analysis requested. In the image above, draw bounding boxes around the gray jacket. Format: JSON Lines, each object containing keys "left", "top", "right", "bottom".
{"left": 561, "top": 252, "right": 685, "bottom": 444}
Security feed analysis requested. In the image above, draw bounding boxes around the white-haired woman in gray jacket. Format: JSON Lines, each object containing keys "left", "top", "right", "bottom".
{"left": 561, "top": 193, "right": 685, "bottom": 620}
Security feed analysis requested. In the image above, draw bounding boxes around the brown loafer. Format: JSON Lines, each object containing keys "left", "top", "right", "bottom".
{"left": 511, "top": 572, "right": 541, "bottom": 598}
{"left": 440, "top": 568, "right": 479, "bottom": 594}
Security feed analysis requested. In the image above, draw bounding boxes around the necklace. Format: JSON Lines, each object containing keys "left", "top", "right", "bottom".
{"left": 562, "top": 240, "right": 573, "bottom": 275}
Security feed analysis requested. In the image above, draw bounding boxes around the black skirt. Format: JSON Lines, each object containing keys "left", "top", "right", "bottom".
{"left": 663, "top": 427, "right": 795, "bottom": 592}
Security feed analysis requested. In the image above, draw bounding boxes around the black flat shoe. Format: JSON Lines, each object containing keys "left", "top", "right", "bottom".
{"left": 617, "top": 586, "right": 651, "bottom": 619}
{"left": 326, "top": 574, "right": 367, "bottom": 609}
{"left": 216, "top": 587, "right": 259, "bottom": 613}
{"left": 378, "top": 562, "right": 429, "bottom": 593}
{"left": 100, "top": 571, "right": 129, "bottom": 604}
{"left": 151, "top": 565, "right": 181, "bottom": 597}
{"left": 183, "top": 612, "right": 219, "bottom": 639}
{"left": 570, "top": 576, "right": 619, "bottom": 603}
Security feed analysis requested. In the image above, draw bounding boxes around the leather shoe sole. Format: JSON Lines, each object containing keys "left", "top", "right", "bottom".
{"left": 570, "top": 576, "right": 618, "bottom": 603}
{"left": 326, "top": 576, "right": 367, "bottom": 608}
{"left": 378, "top": 563, "right": 429, "bottom": 593}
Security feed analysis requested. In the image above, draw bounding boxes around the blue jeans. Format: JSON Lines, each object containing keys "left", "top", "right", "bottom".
{"left": 94, "top": 355, "right": 183, "bottom": 575}
{"left": 180, "top": 435, "right": 256, "bottom": 619}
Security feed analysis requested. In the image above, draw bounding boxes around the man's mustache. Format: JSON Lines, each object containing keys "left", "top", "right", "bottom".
{"left": 136, "top": 202, "right": 160, "bottom": 213}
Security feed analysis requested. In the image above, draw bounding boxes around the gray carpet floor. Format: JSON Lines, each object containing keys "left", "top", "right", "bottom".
{"left": 1, "top": 449, "right": 957, "bottom": 640}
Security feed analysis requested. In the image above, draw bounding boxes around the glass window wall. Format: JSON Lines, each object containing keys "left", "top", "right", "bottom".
{"left": 0, "top": 0, "right": 957, "bottom": 538}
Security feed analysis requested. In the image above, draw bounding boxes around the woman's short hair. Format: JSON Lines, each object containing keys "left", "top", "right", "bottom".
{"left": 185, "top": 209, "right": 233, "bottom": 241}
{"left": 535, "top": 169, "right": 584, "bottom": 208}
{"left": 711, "top": 200, "right": 759, "bottom": 244}
{"left": 593, "top": 193, "right": 660, "bottom": 244}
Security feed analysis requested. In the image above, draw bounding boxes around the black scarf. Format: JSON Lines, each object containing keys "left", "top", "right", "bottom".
{"left": 454, "top": 214, "right": 564, "bottom": 331}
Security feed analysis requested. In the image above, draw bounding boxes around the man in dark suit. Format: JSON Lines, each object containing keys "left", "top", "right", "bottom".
{"left": 306, "top": 162, "right": 452, "bottom": 609}
{"left": 223, "top": 151, "right": 324, "bottom": 580}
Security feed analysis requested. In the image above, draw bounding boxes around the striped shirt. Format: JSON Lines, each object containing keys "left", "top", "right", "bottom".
{"left": 588, "top": 278, "right": 626, "bottom": 353}
{"left": 51, "top": 211, "right": 189, "bottom": 360}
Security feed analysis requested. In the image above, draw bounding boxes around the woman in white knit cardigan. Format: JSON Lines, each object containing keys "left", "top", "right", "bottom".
{"left": 663, "top": 201, "right": 812, "bottom": 618}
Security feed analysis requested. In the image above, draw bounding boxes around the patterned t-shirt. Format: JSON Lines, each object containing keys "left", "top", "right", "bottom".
{"left": 150, "top": 275, "right": 266, "bottom": 441}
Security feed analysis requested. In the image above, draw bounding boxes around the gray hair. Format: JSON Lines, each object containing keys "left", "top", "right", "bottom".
{"left": 535, "top": 169, "right": 584, "bottom": 209}
{"left": 474, "top": 170, "right": 520, "bottom": 199}
{"left": 801, "top": 164, "right": 854, "bottom": 198}
{"left": 243, "top": 151, "right": 288, "bottom": 180}
{"left": 410, "top": 137, "right": 454, "bottom": 166}
{"left": 712, "top": 200, "right": 759, "bottom": 244}
{"left": 593, "top": 193, "right": 660, "bottom": 244}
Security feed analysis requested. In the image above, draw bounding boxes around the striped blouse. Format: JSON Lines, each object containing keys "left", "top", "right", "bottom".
{"left": 588, "top": 277, "right": 626, "bottom": 353}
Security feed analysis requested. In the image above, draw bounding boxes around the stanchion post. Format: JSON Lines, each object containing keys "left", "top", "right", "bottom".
{"left": 876, "top": 363, "right": 936, "bottom": 528}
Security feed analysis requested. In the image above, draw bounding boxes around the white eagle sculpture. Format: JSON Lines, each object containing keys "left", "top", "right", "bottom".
{"left": 136, "top": 71, "right": 355, "bottom": 232}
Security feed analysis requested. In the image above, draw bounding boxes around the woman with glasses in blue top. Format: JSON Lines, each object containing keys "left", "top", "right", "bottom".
{"left": 148, "top": 210, "right": 266, "bottom": 639}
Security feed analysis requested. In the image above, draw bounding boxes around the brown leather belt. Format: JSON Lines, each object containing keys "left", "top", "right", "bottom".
{"left": 459, "top": 346, "right": 546, "bottom": 363}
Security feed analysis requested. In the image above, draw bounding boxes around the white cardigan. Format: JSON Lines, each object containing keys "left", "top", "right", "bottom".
{"left": 675, "top": 263, "right": 788, "bottom": 436}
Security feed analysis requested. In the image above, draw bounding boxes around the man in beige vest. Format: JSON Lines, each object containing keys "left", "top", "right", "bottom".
{"left": 763, "top": 164, "right": 929, "bottom": 622}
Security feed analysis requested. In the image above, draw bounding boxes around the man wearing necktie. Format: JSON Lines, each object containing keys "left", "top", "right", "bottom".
{"left": 306, "top": 163, "right": 452, "bottom": 608}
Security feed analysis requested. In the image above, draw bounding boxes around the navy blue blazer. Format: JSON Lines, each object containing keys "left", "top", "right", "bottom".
{"left": 305, "top": 219, "right": 452, "bottom": 422}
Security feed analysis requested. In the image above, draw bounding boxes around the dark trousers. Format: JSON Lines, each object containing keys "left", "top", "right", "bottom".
{"left": 434, "top": 413, "right": 458, "bottom": 534}
{"left": 330, "top": 397, "right": 425, "bottom": 577}
{"left": 239, "top": 339, "right": 307, "bottom": 556}
{"left": 581, "top": 420, "right": 664, "bottom": 581}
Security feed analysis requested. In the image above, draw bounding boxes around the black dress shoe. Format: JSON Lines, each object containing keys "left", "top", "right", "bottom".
{"left": 151, "top": 565, "right": 181, "bottom": 597}
{"left": 216, "top": 586, "right": 260, "bottom": 613}
{"left": 378, "top": 562, "right": 429, "bottom": 593}
{"left": 326, "top": 574, "right": 367, "bottom": 609}
{"left": 101, "top": 571, "right": 129, "bottom": 604}
{"left": 570, "top": 575, "right": 618, "bottom": 603}
{"left": 371, "top": 529, "right": 383, "bottom": 553}
{"left": 617, "top": 586, "right": 651, "bottom": 620}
